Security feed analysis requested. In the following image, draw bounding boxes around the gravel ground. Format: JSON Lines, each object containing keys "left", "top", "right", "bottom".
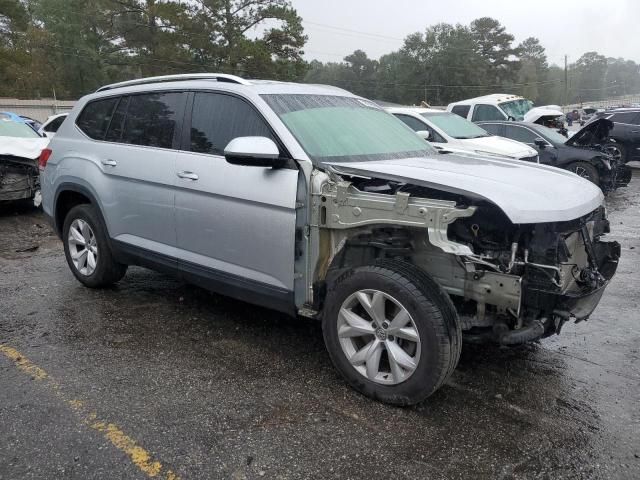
{"left": 1, "top": 171, "right": 639, "bottom": 480}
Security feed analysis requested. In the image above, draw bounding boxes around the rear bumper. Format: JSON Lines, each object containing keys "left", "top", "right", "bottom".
{"left": 523, "top": 240, "right": 620, "bottom": 321}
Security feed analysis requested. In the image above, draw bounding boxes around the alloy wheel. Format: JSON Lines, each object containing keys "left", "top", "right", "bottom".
{"left": 604, "top": 145, "right": 622, "bottom": 161}
{"left": 337, "top": 289, "right": 421, "bottom": 385}
{"left": 68, "top": 218, "right": 98, "bottom": 276}
{"left": 573, "top": 166, "right": 591, "bottom": 180}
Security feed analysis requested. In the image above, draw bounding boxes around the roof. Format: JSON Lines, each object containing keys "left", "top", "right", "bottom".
{"left": 94, "top": 73, "right": 351, "bottom": 97}
{"left": 450, "top": 93, "right": 525, "bottom": 105}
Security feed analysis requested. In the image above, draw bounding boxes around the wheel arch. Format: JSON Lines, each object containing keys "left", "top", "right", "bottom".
{"left": 53, "top": 182, "right": 108, "bottom": 238}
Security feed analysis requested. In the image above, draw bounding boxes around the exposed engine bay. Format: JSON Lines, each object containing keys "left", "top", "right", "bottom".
{"left": 0, "top": 155, "right": 40, "bottom": 203}
{"left": 310, "top": 172, "right": 620, "bottom": 345}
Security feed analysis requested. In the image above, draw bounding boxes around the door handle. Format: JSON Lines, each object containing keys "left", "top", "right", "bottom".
{"left": 101, "top": 159, "right": 117, "bottom": 167}
{"left": 177, "top": 171, "right": 199, "bottom": 181}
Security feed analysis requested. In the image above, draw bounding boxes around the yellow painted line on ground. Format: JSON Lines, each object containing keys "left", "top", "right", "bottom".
{"left": 0, "top": 345, "right": 48, "bottom": 380}
{"left": 0, "top": 344, "right": 180, "bottom": 479}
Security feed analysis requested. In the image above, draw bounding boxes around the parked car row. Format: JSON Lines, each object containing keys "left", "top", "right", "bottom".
{"left": 38, "top": 74, "right": 622, "bottom": 405}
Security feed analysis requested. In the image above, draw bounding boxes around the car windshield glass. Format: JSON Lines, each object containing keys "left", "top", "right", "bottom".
{"left": 261, "top": 94, "right": 435, "bottom": 164}
{"left": 0, "top": 117, "right": 41, "bottom": 138}
{"left": 500, "top": 99, "right": 534, "bottom": 121}
{"left": 535, "top": 125, "right": 568, "bottom": 144}
{"left": 421, "top": 112, "right": 490, "bottom": 139}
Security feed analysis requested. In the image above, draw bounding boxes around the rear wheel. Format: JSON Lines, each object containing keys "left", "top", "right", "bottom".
{"left": 567, "top": 161, "right": 600, "bottom": 185}
{"left": 322, "top": 261, "right": 461, "bottom": 406}
{"left": 62, "top": 204, "right": 127, "bottom": 288}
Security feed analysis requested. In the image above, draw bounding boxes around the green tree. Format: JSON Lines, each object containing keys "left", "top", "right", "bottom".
{"left": 572, "top": 51, "right": 608, "bottom": 102}
{"left": 516, "top": 37, "right": 548, "bottom": 102}
{"left": 470, "top": 17, "right": 519, "bottom": 86}
{"left": 187, "top": 0, "right": 307, "bottom": 79}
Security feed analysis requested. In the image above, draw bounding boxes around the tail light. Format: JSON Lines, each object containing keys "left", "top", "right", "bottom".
{"left": 39, "top": 148, "right": 52, "bottom": 171}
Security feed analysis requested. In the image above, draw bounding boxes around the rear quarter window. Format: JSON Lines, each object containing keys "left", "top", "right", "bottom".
{"left": 451, "top": 105, "right": 471, "bottom": 118}
{"left": 76, "top": 97, "right": 119, "bottom": 139}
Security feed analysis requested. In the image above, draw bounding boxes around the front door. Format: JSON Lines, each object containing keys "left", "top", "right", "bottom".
{"left": 174, "top": 92, "right": 299, "bottom": 310}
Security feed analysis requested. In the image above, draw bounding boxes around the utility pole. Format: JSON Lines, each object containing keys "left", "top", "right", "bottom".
{"left": 564, "top": 55, "right": 568, "bottom": 110}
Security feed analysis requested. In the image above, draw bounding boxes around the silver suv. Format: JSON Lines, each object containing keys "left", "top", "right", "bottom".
{"left": 41, "top": 74, "right": 620, "bottom": 405}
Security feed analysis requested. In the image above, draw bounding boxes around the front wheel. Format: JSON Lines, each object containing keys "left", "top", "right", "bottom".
{"left": 62, "top": 204, "right": 127, "bottom": 288}
{"left": 566, "top": 161, "right": 600, "bottom": 185}
{"left": 322, "top": 261, "right": 461, "bottom": 406}
{"left": 603, "top": 143, "right": 626, "bottom": 163}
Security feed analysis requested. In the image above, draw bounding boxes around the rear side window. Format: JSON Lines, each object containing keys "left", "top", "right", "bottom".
{"left": 611, "top": 112, "right": 640, "bottom": 125}
{"left": 119, "top": 92, "right": 184, "bottom": 148}
{"left": 76, "top": 98, "right": 118, "bottom": 139}
{"left": 472, "top": 104, "right": 505, "bottom": 122}
{"left": 451, "top": 105, "right": 470, "bottom": 118}
{"left": 190, "top": 92, "right": 274, "bottom": 155}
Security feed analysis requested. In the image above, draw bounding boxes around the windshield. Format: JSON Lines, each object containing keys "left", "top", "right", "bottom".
{"left": 0, "top": 116, "right": 41, "bottom": 139}
{"left": 421, "top": 111, "right": 490, "bottom": 139}
{"left": 261, "top": 94, "right": 435, "bottom": 164}
{"left": 500, "top": 99, "right": 534, "bottom": 121}
{"left": 536, "top": 125, "right": 570, "bottom": 144}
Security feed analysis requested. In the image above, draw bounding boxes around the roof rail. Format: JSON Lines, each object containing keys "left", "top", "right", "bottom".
{"left": 95, "top": 73, "right": 251, "bottom": 92}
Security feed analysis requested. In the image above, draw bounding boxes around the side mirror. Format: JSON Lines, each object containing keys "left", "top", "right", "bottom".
{"left": 416, "top": 130, "right": 431, "bottom": 141}
{"left": 534, "top": 138, "right": 547, "bottom": 148}
{"left": 224, "top": 136, "right": 287, "bottom": 168}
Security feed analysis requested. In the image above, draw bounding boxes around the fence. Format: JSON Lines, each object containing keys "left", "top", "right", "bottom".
{"left": 0, "top": 98, "right": 76, "bottom": 123}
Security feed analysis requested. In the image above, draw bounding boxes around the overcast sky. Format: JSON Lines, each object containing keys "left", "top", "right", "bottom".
{"left": 291, "top": 0, "right": 640, "bottom": 65}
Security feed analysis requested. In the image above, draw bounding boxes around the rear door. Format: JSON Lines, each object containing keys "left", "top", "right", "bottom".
{"left": 76, "top": 91, "right": 187, "bottom": 259}
{"left": 174, "top": 91, "right": 299, "bottom": 309}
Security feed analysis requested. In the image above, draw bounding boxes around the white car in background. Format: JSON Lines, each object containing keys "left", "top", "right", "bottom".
{"left": 388, "top": 106, "right": 539, "bottom": 161}
{"left": 38, "top": 113, "right": 68, "bottom": 138}
{"left": 446, "top": 94, "right": 564, "bottom": 125}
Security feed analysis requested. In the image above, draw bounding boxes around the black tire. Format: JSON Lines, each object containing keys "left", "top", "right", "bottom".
{"left": 566, "top": 161, "right": 600, "bottom": 185}
{"left": 603, "top": 143, "right": 626, "bottom": 163}
{"left": 62, "top": 204, "right": 127, "bottom": 288}
{"left": 322, "top": 261, "right": 461, "bottom": 406}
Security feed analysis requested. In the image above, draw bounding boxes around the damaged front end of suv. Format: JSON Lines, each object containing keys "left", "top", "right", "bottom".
{"left": 0, "top": 112, "right": 49, "bottom": 205}
{"left": 308, "top": 158, "right": 620, "bottom": 346}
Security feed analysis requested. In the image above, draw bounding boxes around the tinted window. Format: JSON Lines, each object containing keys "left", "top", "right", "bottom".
{"left": 451, "top": 105, "right": 470, "bottom": 118}
{"left": 479, "top": 123, "right": 502, "bottom": 135}
{"left": 472, "top": 104, "right": 505, "bottom": 121}
{"left": 505, "top": 125, "right": 538, "bottom": 143}
{"left": 105, "top": 97, "right": 130, "bottom": 142}
{"left": 611, "top": 112, "right": 640, "bottom": 124}
{"left": 395, "top": 114, "right": 426, "bottom": 132}
{"left": 190, "top": 92, "right": 274, "bottom": 155}
{"left": 76, "top": 98, "right": 118, "bottom": 139}
{"left": 119, "top": 92, "right": 184, "bottom": 148}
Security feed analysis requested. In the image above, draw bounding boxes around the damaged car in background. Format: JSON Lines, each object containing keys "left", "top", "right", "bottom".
{"left": 42, "top": 76, "right": 620, "bottom": 405}
{"left": 0, "top": 112, "right": 49, "bottom": 205}
{"left": 478, "top": 118, "right": 632, "bottom": 192}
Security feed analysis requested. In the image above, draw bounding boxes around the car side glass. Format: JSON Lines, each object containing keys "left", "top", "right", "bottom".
{"left": 472, "top": 104, "right": 504, "bottom": 122}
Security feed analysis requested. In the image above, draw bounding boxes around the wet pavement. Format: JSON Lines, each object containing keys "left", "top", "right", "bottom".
{"left": 1, "top": 172, "right": 639, "bottom": 480}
